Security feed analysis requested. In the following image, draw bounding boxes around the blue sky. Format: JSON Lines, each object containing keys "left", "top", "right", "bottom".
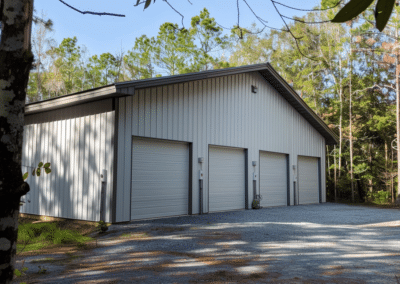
{"left": 33, "top": 0, "right": 321, "bottom": 58}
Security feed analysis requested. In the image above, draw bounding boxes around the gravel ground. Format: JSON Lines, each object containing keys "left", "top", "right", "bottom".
{"left": 15, "top": 203, "right": 400, "bottom": 283}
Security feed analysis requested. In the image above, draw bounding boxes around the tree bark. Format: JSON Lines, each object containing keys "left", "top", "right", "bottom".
{"left": 396, "top": 60, "right": 400, "bottom": 203}
{"left": 349, "top": 43, "right": 354, "bottom": 202}
{"left": 338, "top": 57, "right": 343, "bottom": 178}
{"left": 0, "top": 1, "right": 34, "bottom": 283}
{"left": 334, "top": 144, "right": 337, "bottom": 202}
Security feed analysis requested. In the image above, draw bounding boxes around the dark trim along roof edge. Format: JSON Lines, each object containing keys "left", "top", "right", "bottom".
{"left": 24, "top": 63, "right": 338, "bottom": 145}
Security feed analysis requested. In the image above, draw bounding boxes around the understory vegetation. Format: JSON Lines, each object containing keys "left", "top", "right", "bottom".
{"left": 17, "top": 216, "right": 97, "bottom": 254}
{"left": 28, "top": 2, "right": 400, "bottom": 204}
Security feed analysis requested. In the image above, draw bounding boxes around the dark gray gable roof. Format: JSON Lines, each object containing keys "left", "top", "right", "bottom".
{"left": 25, "top": 63, "right": 338, "bottom": 145}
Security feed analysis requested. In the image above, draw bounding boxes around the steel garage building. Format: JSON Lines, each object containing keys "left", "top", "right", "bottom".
{"left": 21, "top": 63, "right": 338, "bottom": 223}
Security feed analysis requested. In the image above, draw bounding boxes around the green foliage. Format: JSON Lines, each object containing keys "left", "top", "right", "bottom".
{"left": 331, "top": 0, "right": 374, "bottom": 23}
{"left": 13, "top": 267, "right": 28, "bottom": 277}
{"left": 17, "top": 222, "right": 93, "bottom": 253}
{"left": 332, "top": 0, "right": 396, "bottom": 31}
{"left": 367, "top": 190, "right": 390, "bottom": 204}
{"left": 24, "top": 161, "right": 51, "bottom": 181}
{"left": 96, "top": 221, "right": 109, "bottom": 233}
{"left": 37, "top": 265, "right": 47, "bottom": 274}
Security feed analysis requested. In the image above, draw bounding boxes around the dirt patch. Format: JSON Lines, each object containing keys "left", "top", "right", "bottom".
{"left": 75, "top": 279, "right": 121, "bottom": 284}
{"left": 119, "top": 232, "right": 151, "bottom": 240}
{"left": 198, "top": 231, "right": 242, "bottom": 241}
{"left": 151, "top": 226, "right": 186, "bottom": 234}
{"left": 189, "top": 270, "right": 278, "bottom": 283}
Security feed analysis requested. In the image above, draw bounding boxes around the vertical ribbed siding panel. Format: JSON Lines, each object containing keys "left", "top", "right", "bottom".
{"left": 116, "top": 97, "right": 126, "bottom": 221}
{"left": 36, "top": 123, "right": 42, "bottom": 215}
{"left": 144, "top": 88, "right": 151, "bottom": 137}
{"left": 54, "top": 120, "right": 61, "bottom": 217}
{"left": 221, "top": 77, "right": 226, "bottom": 146}
{"left": 218, "top": 78, "right": 223, "bottom": 145}
{"left": 162, "top": 86, "right": 168, "bottom": 138}
{"left": 93, "top": 114, "right": 101, "bottom": 220}
{"left": 89, "top": 115, "right": 95, "bottom": 221}
{"left": 233, "top": 75, "right": 238, "bottom": 146}
{"left": 157, "top": 87, "right": 163, "bottom": 138}
{"left": 72, "top": 119, "right": 79, "bottom": 219}
{"left": 226, "top": 76, "right": 231, "bottom": 144}
{"left": 210, "top": 78, "right": 215, "bottom": 144}
{"left": 64, "top": 119, "right": 71, "bottom": 219}
{"left": 188, "top": 83, "right": 193, "bottom": 142}
{"left": 124, "top": 96, "right": 133, "bottom": 221}
{"left": 191, "top": 81, "right": 198, "bottom": 213}
{"left": 82, "top": 116, "right": 90, "bottom": 220}
{"left": 138, "top": 90, "right": 145, "bottom": 137}
{"left": 168, "top": 85, "right": 174, "bottom": 140}
{"left": 67, "top": 119, "right": 74, "bottom": 218}
{"left": 178, "top": 84, "right": 183, "bottom": 141}
{"left": 240, "top": 74, "right": 244, "bottom": 148}
{"left": 32, "top": 124, "right": 39, "bottom": 214}
{"left": 98, "top": 114, "right": 105, "bottom": 221}
{"left": 132, "top": 92, "right": 139, "bottom": 136}
{"left": 78, "top": 117, "right": 84, "bottom": 219}
{"left": 201, "top": 80, "right": 208, "bottom": 213}
{"left": 173, "top": 85, "right": 178, "bottom": 140}
{"left": 151, "top": 87, "right": 157, "bottom": 138}
{"left": 58, "top": 120, "right": 64, "bottom": 217}
{"left": 238, "top": 74, "right": 243, "bottom": 147}
{"left": 106, "top": 111, "right": 114, "bottom": 223}
{"left": 62, "top": 119, "right": 68, "bottom": 218}
{"left": 183, "top": 83, "right": 189, "bottom": 141}
{"left": 89, "top": 114, "right": 95, "bottom": 221}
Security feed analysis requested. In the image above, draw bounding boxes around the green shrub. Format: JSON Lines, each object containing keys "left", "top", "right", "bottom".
{"left": 17, "top": 222, "right": 92, "bottom": 253}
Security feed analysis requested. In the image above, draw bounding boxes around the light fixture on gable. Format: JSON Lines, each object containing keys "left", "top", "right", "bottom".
{"left": 251, "top": 85, "right": 258, "bottom": 93}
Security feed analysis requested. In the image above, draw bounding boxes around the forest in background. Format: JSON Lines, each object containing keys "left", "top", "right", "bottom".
{"left": 28, "top": 3, "right": 400, "bottom": 204}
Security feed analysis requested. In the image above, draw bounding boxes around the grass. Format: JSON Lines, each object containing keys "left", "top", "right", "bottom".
{"left": 340, "top": 200, "right": 400, "bottom": 209}
{"left": 17, "top": 216, "right": 98, "bottom": 254}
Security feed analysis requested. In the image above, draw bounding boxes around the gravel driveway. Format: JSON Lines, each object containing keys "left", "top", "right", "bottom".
{"left": 17, "top": 203, "right": 400, "bottom": 283}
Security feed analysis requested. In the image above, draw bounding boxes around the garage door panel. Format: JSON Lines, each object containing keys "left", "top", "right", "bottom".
{"left": 209, "top": 146, "right": 245, "bottom": 212}
{"left": 131, "top": 138, "right": 189, "bottom": 220}
{"left": 260, "top": 152, "right": 287, "bottom": 207}
{"left": 298, "top": 156, "right": 319, "bottom": 204}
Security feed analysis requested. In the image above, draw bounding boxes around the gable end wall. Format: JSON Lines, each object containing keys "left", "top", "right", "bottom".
{"left": 115, "top": 72, "right": 326, "bottom": 222}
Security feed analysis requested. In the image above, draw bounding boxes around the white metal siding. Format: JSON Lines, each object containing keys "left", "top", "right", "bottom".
{"left": 131, "top": 138, "right": 189, "bottom": 220}
{"left": 116, "top": 72, "right": 327, "bottom": 221}
{"left": 259, "top": 152, "right": 287, "bottom": 207}
{"left": 208, "top": 146, "right": 245, "bottom": 212}
{"left": 21, "top": 100, "right": 114, "bottom": 222}
{"left": 298, "top": 156, "right": 319, "bottom": 204}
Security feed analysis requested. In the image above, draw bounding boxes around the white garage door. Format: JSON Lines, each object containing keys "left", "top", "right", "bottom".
{"left": 259, "top": 151, "right": 288, "bottom": 207}
{"left": 131, "top": 138, "right": 189, "bottom": 220}
{"left": 209, "top": 146, "right": 245, "bottom": 212}
{"left": 298, "top": 156, "right": 319, "bottom": 204}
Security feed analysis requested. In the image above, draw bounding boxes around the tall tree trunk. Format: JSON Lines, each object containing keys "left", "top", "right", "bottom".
{"left": 368, "top": 143, "right": 373, "bottom": 193}
{"left": 334, "top": 145, "right": 337, "bottom": 202}
{"left": 349, "top": 43, "right": 354, "bottom": 202}
{"left": 392, "top": 147, "right": 395, "bottom": 203}
{"left": 0, "top": 1, "right": 34, "bottom": 283}
{"left": 385, "top": 141, "right": 388, "bottom": 192}
{"left": 338, "top": 58, "right": 343, "bottom": 178}
{"left": 396, "top": 58, "right": 400, "bottom": 203}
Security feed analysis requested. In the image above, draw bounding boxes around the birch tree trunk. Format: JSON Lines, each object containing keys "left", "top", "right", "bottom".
{"left": 349, "top": 42, "right": 354, "bottom": 202}
{"left": 0, "top": 1, "right": 34, "bottom": 283}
